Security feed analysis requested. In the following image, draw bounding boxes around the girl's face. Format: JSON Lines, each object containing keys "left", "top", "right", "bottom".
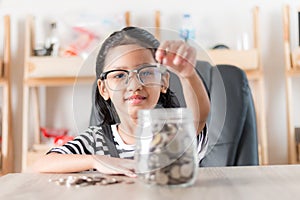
{"left": 98, "top": 44, "right": 169, "bottom": 123}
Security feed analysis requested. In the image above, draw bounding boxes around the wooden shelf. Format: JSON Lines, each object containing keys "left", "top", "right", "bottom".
{"left": 24, "top": 55, "right": 95, "bottom": 87}
{"left": 24, "top": 76, "right": 95, "bottom": 86}
{"left": 207, "top": 49, "right": 259, "bottom": 70}
{"left": 25, "top": 56, "right": 95, "bottom": 78}
{"left": 0, "top": 78, "right": 9, "bottom": 85}
{"left": 0, "top": 57, "right": 8, "bottom": 85}
{"left": 0, "top": 59, "right": 2, "bottom": 77}
{"left": 24, "top": 55, "right": 95, "bottom": 86}
{"left": 286, "top": 68, "right": 300, "bottom": 77}
{"left": 206, "top": 49, "right": 264, "bottom": 81}
{"left": 291, "top": 48, "right": 300, "bottom": 68}
{"left": 21, "top": 15, "right": 96, "bottom": 171}
{"left": 0, "top": 15, "right": 13, "bottom": 175}
{"left": 244, "top": 69, "right": 263, "bottom": 80}
{"left": 283, "top": 5, "right": 300, "bottom": 164}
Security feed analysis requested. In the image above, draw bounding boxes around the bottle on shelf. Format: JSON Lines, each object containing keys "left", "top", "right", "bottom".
{"left": 179, "top": 13, "right": 196, "bottom": 42}
{"left": 45, "top": 21, "right": 60, "bottom": 56}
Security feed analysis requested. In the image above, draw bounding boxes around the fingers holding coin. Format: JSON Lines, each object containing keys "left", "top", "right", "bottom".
{"left": 156, "top": 40, "right": 197, "bottom": 78}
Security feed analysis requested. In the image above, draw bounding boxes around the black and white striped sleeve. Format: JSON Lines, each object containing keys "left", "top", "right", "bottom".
{"left": 197, "top": 124, "right": 208, "bottom": 161}
{"left": 47, "top": 126, "right": 104, "bottom": 155}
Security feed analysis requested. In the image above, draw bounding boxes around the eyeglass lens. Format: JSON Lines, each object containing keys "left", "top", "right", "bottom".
{"left": 105, "top": 66, "right": 163, "bottom": 90}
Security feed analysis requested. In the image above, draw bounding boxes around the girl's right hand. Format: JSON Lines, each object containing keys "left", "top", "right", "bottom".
{"left": 91, "top": 155, "right": 137, "bottom": 177}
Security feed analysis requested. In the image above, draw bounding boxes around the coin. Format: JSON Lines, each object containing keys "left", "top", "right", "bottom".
{"left": 55, "top": 178, "right": 66, "bottom": 186}
{"left": 124, "top": 180, "right": 135, "bottom": 184}
{"left": 170, "top": 165, "right": 181, "bottom": 179}
{"left": 163, "top": 123, "right": 177, "bottom": 134}
{"left": 150, "top": 133, "right": 162, "bottom": 147}
{"left": 166, "top": 139, "right": 182, "bottom": 155}
{"left": 49, "top": 175, "right": 127, "bottom": 187}
{"left": 155, "top": 171, "right": 169, "bottom": 185}
{"left": 180, "top": 162, "right": 194, "bottom": 178}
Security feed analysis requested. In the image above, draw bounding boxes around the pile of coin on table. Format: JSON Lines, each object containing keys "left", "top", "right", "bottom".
{"left": 137, "top": 122, "right": 196, "bottom": 186}
{"left": 49, "top": 175, "right": 134, "bottom": 187}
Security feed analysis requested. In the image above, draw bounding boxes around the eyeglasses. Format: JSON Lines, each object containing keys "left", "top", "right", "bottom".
{"left": 100, "top": 64, "right": 167, "bottom": 91}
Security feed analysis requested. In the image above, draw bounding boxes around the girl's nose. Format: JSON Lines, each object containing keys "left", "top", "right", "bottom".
{"left": 127, "top": 73, "right": 142, "bottom": 91}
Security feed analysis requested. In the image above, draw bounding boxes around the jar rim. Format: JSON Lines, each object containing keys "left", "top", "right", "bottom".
{"left": 138, "top": 108, "right": 193, "bottom": 122}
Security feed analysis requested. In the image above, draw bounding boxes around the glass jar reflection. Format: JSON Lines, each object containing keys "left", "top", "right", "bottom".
{"left": 134, "top": 108, "right": 198, "bottom": 187}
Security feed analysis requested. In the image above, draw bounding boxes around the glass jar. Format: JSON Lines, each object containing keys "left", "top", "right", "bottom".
{"left": 134, "top": 108, "right": 198, "bottom": 187}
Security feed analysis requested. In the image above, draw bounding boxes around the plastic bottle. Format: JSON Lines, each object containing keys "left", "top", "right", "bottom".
{"left": 45, "top": 21, "right": 60, "bottom": 56}
{"left": 179, "top": 14, "right": 196, "bottom": 42}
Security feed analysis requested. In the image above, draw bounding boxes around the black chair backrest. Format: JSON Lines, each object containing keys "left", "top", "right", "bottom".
{"left": 199, "top": 62, "right": 259, "bottom": 166}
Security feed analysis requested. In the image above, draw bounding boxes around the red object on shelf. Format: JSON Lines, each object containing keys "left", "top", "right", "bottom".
{"left": 40, "top": 127, "right": 68, "bottom": 138}
{"left": 63, "top": 26, "right": 97, "bottom": 57}
{"left": 40, "top": 127, "right": 73, "bottom": 146}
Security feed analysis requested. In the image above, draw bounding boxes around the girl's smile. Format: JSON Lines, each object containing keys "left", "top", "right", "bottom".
{"left": 125, "top": 94, "right": 147, "bottom": 105}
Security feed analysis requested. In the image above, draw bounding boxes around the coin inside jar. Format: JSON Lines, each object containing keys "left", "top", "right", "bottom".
{"left": 163, "top": 123, "right": 178, "bottom": 134}
{"left": 150, "top": 133, "right": 163, "bottom": 150}
{"left": 180, "top": 162, "right": 194, "bottom": 178}
{"left": 155, "top": 171, "right": 169, "bottom": 185}
{"left": 170, "top": 165, "right": 181, "bottom": 179}
{"left": 166, "top": 138, "right": 182, "bottom": 155}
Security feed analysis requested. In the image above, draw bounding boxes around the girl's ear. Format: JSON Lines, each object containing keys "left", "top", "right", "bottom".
{"left": 161, "top": 72, "right": 170, "bottom": 93}
{"left": 98, "top": 79, "right": 110, "bottom": 100}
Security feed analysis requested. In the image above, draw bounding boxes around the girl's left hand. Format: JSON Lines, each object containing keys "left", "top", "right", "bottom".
{"left": 155, "top": 40, "right": 197, "bottom": 78}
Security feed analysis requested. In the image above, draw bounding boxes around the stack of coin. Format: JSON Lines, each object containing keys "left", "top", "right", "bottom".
{"left": 137, "top": 122, "right": 196, "bottom": 186}
{"left": 49, "top": 175, "right": 134, "bottom": 187}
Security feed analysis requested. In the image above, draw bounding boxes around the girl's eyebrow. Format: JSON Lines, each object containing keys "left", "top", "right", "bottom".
{"left": 104, "top": 65, "right": 126, "bottom": 71}
{"left": 109, "top": 66, "right": 126, "bottom": 70}
{"left": 109, "top": 63, "right": 154, "bottom": 70}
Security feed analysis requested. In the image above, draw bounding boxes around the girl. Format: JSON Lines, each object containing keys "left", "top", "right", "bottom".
{"left": 32, "top": 27, "right": 210, "bottom": 177}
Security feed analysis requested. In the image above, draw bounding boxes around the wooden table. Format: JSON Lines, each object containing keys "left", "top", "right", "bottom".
{"left": 0, "top": 165, "right": 299, "bottom": 200}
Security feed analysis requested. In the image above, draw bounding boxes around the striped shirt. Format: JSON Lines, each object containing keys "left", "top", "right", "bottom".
{"left": 48, "top": 124, "right": 208, "bottom": 161}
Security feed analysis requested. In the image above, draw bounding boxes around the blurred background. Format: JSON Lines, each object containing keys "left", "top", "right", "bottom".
{"left": 0, "top": 0, "right": 299, "bottom": 172}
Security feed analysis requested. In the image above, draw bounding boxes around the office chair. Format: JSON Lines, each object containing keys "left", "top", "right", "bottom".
{"left": 196, "top": 61, "right": 259, "bottom": 166}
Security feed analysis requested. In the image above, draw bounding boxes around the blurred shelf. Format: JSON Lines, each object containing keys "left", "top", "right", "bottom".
{"left": 21, "top": 15, "right": 95, "bottom": 171}
{"left": 283, "top": 5, "right": 300, "bottom": 164}
{"left": 0, "top": 15, "right": 13, "bottom": 175}
{"left": 286, "top": 68, "right": 300, "bottom": 77}
{"left": 24, "top": 76, "right": 95, "bottom": 86}
{"left": 207, "top": 49, "right": 259, "bottom": 70}
{"left": 25, "top": 56, "right": 94, "bottom": 79}
{"left": 0, "top": 78, "right": 9, "bottom": 85}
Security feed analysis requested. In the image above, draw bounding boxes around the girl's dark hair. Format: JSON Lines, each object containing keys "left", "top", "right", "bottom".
{"left": 94, "top": 26, "right": 180, "bottom": 125}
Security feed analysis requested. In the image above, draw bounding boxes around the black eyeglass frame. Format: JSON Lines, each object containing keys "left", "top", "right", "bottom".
{"left": 99, "top": 64, "right": 167, "bottom": 80}
{"left": 99, "top": 64, "right": 167, "bottom": 90}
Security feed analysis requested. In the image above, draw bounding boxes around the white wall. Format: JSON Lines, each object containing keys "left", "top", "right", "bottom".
{"left": 0, "top": 0, "right": 297, "bottom": 172}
